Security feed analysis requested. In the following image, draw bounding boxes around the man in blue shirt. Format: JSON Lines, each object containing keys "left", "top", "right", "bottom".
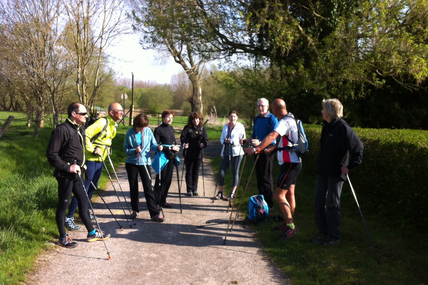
{"left": 247, "top": 98, "right": 278, "bottom": 209}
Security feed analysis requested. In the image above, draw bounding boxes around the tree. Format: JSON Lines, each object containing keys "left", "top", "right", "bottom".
{"left": 191, "top": 0, "right": 428, "bottom": 128}
{"left": 0, "top": 0, "right": 73, "bottom": 133}
{"left": 62, "top": 0, "right": 129, "bottom": 117}
{"left": 129, "top": 0, "right": 209, "bottom": 115}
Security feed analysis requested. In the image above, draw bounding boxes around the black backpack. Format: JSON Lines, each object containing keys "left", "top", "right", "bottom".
{"left": 86, "top": 117, "right": 108, "bottom": 143}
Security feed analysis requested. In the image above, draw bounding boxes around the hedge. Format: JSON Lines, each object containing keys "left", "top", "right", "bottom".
{"left": 303, "top": 124, "right": 428, "bottom": 229}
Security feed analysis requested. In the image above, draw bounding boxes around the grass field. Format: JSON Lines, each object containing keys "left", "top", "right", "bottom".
{"left": 0, "top": 111, "right": 426, "bottom": 285}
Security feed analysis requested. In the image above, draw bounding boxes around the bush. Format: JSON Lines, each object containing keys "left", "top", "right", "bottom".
{"left": 303, "top": 124, "right": 428, "bottom": 229}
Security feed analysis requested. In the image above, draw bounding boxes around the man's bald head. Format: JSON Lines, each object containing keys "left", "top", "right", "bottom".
{"left": 271, "top": 99, "right": 287, "bottom": 119}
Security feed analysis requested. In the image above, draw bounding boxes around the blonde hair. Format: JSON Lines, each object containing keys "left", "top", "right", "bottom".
{"left": 322, "top": 99, "right": 343, "bottom": 119}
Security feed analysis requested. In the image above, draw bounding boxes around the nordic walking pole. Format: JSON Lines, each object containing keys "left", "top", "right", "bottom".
{"left": 346, "top": 173, "right": 380, "bottom": 264}
{"left": 211, "top": 168, "right": 221, "bottom": 203}
{"left": 142, "top": 162, "right": 165, "bottom": 218}
{"left": 200, "top": 119, "right": 209, "bottom": 196}
{"left": 201, "top": 151, "right": 205, "bottom": 196}
{"left": 180, "top": 146, "right": 186, "bottom": 191}
{"left": 88, "top": 179, "right": 124, "bottom": 230}
{"left": 175, "top": 159, "right": 183, "bottom": 213}
{"left": 75, "top": 164, "right": 111, "bottom": 260}
{"left": 106, "top": 152, "right": 136, "bottom": 226}
{"left": 101, "top": 156, "right": 132, "bottom": 228}
{"left": 226, "top": 153, "right": 247, "bottom": 213}
{"left": 224, "top": 154, "right": 259, "bottom": 245}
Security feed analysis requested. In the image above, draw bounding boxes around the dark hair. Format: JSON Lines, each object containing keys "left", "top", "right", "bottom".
{"left": 133, "top": 113, "right": 149, "bottom": 128}
{"left": 187, "top": 112, "right": 202, "bottom": 127}
{"left": 67, "top": 103, "right": 81, "bottom": 117}
{"left": 161, "top": 110, "right": 175, "bottom": 119}
{"left": 229, "top": 110, "right": 239, "bottom": 117}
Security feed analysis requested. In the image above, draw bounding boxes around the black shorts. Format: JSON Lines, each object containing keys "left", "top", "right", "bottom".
{"left": 276, "top": 162, "right": 302, "bottom": 190}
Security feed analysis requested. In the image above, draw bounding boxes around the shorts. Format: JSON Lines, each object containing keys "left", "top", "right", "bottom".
{"left": 276, "top": 162, "right": 302, "bottom": 190}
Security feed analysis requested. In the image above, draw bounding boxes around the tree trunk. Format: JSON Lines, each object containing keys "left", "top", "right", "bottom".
{"left": 189, "top": 77, "right": 203, "bottom": 116}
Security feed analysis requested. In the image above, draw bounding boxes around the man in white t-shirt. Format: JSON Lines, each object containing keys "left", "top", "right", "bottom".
{"left": 245, "top": 99, "right": 302, "bottom": 239}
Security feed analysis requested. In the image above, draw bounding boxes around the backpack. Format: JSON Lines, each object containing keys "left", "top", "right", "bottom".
{"left": 248, "top": 194, "right": 269, "bottom": 222}
{"left": 86, "top": 117, "right": 108, "bottom": 143}
{"left": 284, "top": 114, "right": 308, "bottom": 157}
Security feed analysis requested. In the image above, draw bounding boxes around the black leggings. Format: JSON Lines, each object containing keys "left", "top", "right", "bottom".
{"left": 56, "top": 175, "right": 94, "bottom": 237}
{"left": 219, "top": 155, "right": 243, "bottom": 187}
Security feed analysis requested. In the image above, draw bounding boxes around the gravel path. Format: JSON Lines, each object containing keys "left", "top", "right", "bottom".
{"left": 26, "top": 140, "right": 290, "bottom": 285}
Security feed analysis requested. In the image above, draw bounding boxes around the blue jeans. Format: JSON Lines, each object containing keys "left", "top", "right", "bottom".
{"left": 66, "top": 161, "right": 103, "bottom": 219}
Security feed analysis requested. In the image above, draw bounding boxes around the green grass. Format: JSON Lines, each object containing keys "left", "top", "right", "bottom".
{"left": 209, "top": 154, "right": 427, "bottom": 285}
{"left": 0, "top": 111, "right": 426, "bottom": 285}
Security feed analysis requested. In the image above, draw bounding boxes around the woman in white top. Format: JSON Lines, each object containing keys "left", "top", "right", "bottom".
{"left": 215, "top": 110, "right": 246, "bottom": 200}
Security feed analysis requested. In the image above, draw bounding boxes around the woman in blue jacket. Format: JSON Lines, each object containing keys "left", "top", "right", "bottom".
{"left": 124, "top": 114, "right": 164, "bottom": 222}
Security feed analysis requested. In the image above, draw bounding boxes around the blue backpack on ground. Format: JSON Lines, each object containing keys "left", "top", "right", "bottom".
{"left": 248, "top": 194, "right": 269, "bottom": 222}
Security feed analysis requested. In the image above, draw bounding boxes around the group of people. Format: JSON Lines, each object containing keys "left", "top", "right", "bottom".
{"left": 241, "top": 98, "right": 363, "bottom": 244}
{"left": 47, "top": 96, "right": 363, "bottom": 249}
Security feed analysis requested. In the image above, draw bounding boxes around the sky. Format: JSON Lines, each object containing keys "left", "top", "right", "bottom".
{"left": 107, "top": 34, "right": 183, "bottom": 85}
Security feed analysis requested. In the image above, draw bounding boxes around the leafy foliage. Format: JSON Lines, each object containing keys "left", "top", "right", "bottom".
{"left": 303, "top": 123, "right": 428, "bottom": 228}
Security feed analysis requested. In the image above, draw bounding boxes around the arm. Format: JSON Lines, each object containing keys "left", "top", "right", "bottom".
{"left": 46, "top": 127, "right": 70, "bottom": 172}
{"left": 220, "top": 124, "right": 228, "bottom": 144}
{"left": 123, "top": 129, "right": 137, "bottom": 156}
{"left": 245, "top": 130, "right": 280, "bottom": 155}
{"left": 341, "top": 125, "right": 364, "bottom": 173}
{"left": 85, "top": 119, "right": 107, "bottom": 155}
{"left": 202, "top": 127, "right": 209, "bottom": 148}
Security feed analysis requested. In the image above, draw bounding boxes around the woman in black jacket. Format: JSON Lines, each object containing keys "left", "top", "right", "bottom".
{"left": 312, "top": 99, "right": 364, "bottom": 246}
{"left": 180, "top": 112, "right": 208, "bottom": 196}
{"left": 154, "top": 110, "right": 180, "bottom": 208}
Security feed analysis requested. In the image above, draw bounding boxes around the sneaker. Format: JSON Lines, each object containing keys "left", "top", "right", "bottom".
{"left": 58, "top": 234, "right": 78, "bottom": 248}
{"left": 193, "top": 192, "right": 198, "bottom": 196}
{"left": 312, "top": 233, "right": 328, "bottom": 244}
{"left": 187, "top": 192, "right": 193, "bottom": 197}
{"left": 278, "top": 227, "right": 299, "bottom": 239}
{"left": 65, "top": 218, "right": 81, "bottom": 231}
{"left": 227, "top": 192, "right": 236, "bottom": 201}
{"left": 87, "top": 229, "right": 111, "bottom": 242}
{"left": 214, "top": 192, "right": 223, "bottom": 200}
{"left": 322, "top": 236, "right": 340, "bottom": 246}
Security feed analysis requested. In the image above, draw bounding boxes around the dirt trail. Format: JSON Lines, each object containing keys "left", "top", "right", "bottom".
{"left": 26, "top": 141, "right": 289, "bottom": 285}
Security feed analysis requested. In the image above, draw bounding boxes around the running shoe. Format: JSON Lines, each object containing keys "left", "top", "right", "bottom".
{"left": 278, "top": 227, "right": 299, "bottom": 239}
{"left": 58, "top": 234, "right": 78, "bottom": 248}
{"left": 87, "top": 229, "right": 111, "bottom": 242}
{"left": 312, "top": 233, "right": 328, "bottom": 244}
{"left": 65, "top": 218, "right": 81, "bottom": 231}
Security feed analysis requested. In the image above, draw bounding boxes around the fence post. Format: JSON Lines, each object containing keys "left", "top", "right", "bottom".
{"left": 0, "top": 115, "right": 15, "bottom": 138}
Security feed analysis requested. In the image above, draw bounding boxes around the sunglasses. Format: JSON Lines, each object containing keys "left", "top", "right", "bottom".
{"left": 75, "top": 112, "right": 88, "bottom": 116}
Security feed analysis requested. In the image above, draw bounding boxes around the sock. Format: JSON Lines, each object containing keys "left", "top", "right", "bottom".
{"left": 287, "top": 223, "right": 295, "bottom": 229}
{"left": 89, "top": 229, "right": 96, "bottom": 236}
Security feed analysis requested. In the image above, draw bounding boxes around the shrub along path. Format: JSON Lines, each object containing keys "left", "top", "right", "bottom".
{"left": 26, "top": 140, "right": 289, "bottom": 284}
